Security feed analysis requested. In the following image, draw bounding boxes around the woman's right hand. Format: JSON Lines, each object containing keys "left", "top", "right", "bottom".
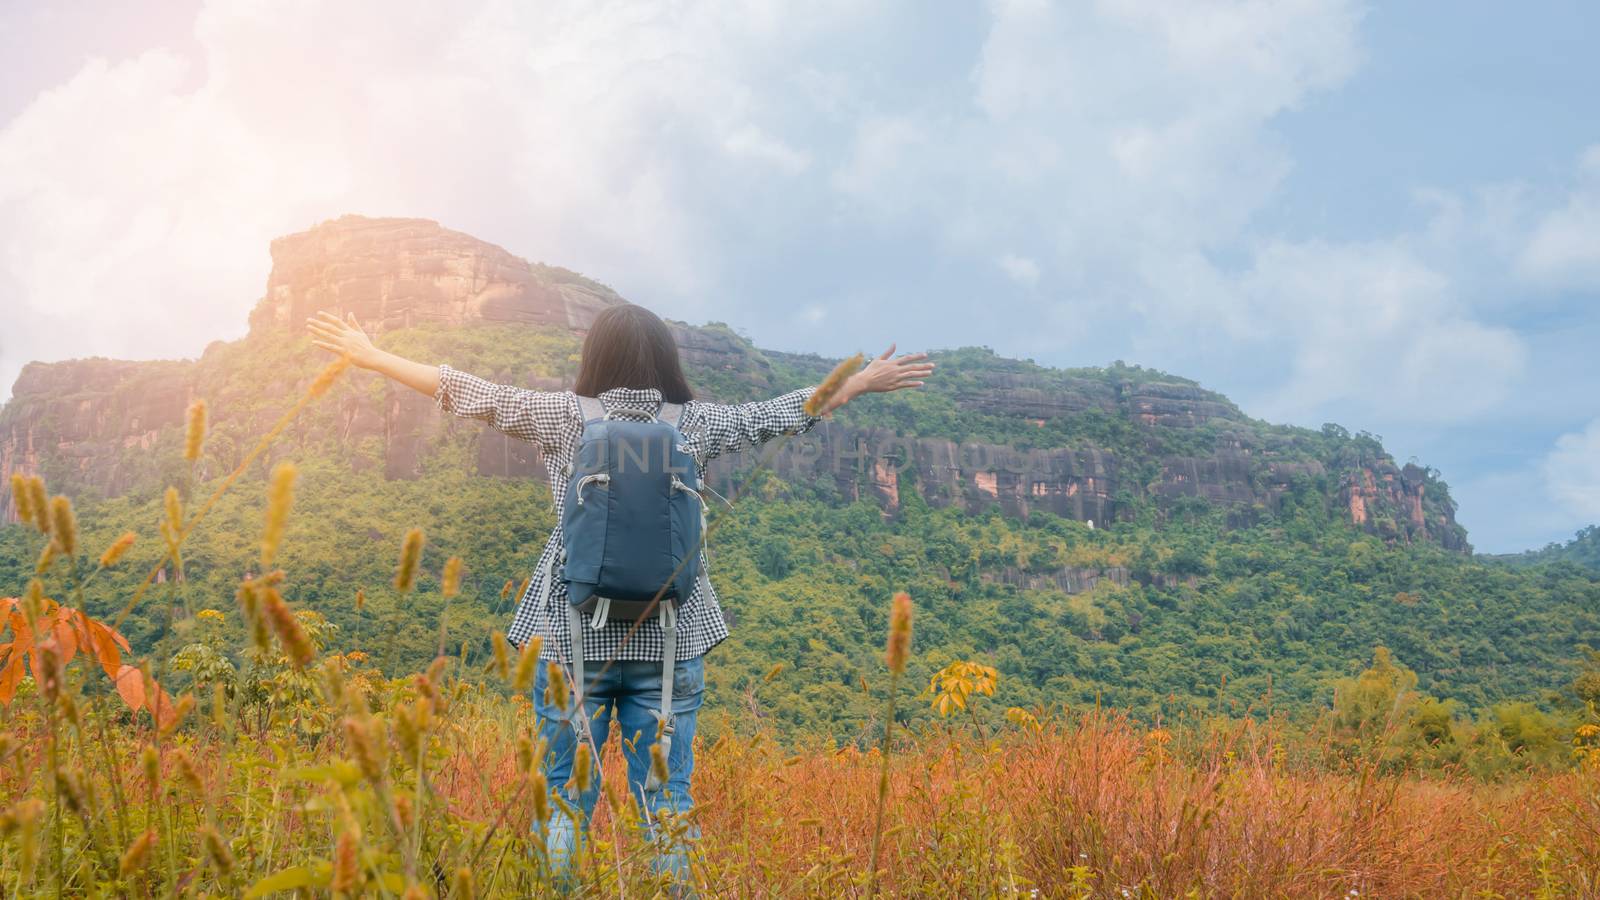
{"left": 307, "top": 310, "right": 379, "bottom": 368}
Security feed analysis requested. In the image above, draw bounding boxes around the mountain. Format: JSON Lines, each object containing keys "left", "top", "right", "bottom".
{"left": 1490, "top": 525, "right": 1600, "bottom": 572}
{"left": 3, "top": 215, "right": 1594, "bottom": 735}
{"left": 1, "top": 215, "right": 1466, "bottom": 549}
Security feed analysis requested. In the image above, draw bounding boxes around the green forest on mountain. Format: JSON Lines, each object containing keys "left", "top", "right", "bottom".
{"left": 3, "top": 320, "right": 1599, "bottom": 771}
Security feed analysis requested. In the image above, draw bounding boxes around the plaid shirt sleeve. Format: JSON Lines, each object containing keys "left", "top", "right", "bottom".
{"left": 434, "top": 364, "right": 576, "bottom": 450}
{"left": 691, "top": 386, "right": 823, "bottom": 462}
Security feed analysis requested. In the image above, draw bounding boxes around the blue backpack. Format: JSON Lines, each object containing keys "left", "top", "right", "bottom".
{"left": 559, "top": 395, "right": 706, "bottom": 784}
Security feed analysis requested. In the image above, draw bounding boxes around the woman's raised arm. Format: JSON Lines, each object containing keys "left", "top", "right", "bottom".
{"left": 307, "top": 310, "right": 573, "bottom": 448}
{"left": 308, "top": 311, "right": 439, "bottom": 396}
{"left": 695, "top": 344, "right": 933, "bottom": 460}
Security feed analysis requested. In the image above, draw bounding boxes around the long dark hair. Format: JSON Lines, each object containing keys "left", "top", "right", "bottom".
{"left": 573, "top": 304, "right": 694, "bottom": 402}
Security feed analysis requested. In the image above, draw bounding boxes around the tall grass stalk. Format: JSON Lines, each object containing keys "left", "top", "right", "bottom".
{"left": 867, "top": 591, "right": 912, "bottom": 899}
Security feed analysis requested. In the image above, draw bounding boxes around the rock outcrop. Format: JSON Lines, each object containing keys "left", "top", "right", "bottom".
{"left": 1, "top": 215, "right": 1467, "bottom": 550}
{"left": 248, "top": 216, "right": 623, "bottom": 337}
{"left": 1341, "top": 462, "right": 1464, "bottom": 550}
{"left": 1, "top": 359, "right": 196, "bottom": 516}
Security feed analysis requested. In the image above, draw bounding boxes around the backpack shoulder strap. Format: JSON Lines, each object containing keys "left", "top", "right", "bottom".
{"left": 576, "top": 395, "right": 606, "bottom": 424}
{"left": 657, "top": 401, "right": 685, "bottom": 428}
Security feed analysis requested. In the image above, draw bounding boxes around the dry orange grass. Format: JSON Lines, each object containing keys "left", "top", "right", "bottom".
{"left": 380, "top": 698, "right": 1600, "bottom": 898}
{"left": 6, "top": 354, "right": 1599, "bottom": 897}
{"left": 681, "top": 713, "right": 1600, "bottom": 898}
{"left": 4, "top": 664, "right": 1597, "bottom": 896}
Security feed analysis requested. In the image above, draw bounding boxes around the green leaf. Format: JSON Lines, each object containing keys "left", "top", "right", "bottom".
{"left": 244, "top": 865, "right": 319, "bottom": 898}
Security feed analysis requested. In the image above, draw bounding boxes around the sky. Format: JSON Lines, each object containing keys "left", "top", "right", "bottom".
{"left": 0, "top": 0, "right": 1596, "bottom": 553}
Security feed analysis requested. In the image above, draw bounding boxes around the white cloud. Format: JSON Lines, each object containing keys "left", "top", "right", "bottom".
{"left": 1544, "top": 419, "right": 1600, "bottom": 520}
{"left": 996, "top": 253, "right": 1039, "bottom": 286}
{"left": 1518, "top": 145, "right": 1600, "bottom": 289}
{"left": 723, "top": 126, "right": 811, "bottom": 175}
{"left": 0, "top": 48, "right": 344, "bottom": 391}
{"left": 1232, "top": 239, "right": 1526, "bottom": 425}
{"left": 0, "top": 0, "right": 1558, "bottom": 451}
{"left": 0, "top": 0, "right": 876, "bottom": 395}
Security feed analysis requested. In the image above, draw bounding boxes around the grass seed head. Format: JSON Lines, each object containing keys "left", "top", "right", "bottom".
{"left": 140, "top": 744, "right": 160, "bottom": 788}
{"left": 332, "top": 830, "right": 360, "bottom": 892}
{"left": 395, "top": 527, "right": 424, "bottom": 593}
{"left": 49, "top": 495, "right": 77, "bottom": 557}
{"left": 262, "top": 587, "right": 314, "bottom": 668}
{"left": 5, "top": 798, "right": 44, "bottom": 883}
{"left": 346, "top": 716, "right": 387, "bottom": 782}
{"left": 237, "top": 579, "right": 273, "bottom": 655}
{"left": 441, "top": 555, "right": 463, "bottom": 598}
{"left": 512, "top": 640, "right": 540, "bottom": 693}
{"left": 394, "top": 705, "right": 421, "bottom": 761}
{"left": 0, "top": 797, "right": 43, "bottom": 836}
{"left": 650, "top": 742, "right": 669, "bottom": 785}
{"left": 55, "top": 766, "right": 87, "bottom": 813}
{"left": 98, "top": 532, "right": 136, "bottom": 568}
{"left": 184, "top": 399, "right": 207, "bottom": 462}
{"left": 426, "top": 654, "right": 448, "bottom": 687}
{"left": 119, "top": 829, "right": 157, "bottom": 876}
{"left": 165, "top": 486, "right": 184, "bottom": 535}
{"left": 173, "top": 749, "right": 204, "bottom": 794}
{"left": 545, "top": 662, "right": 570, "bottom": 713}
{"left": 159, "top": 693, "right": 195, "bottom": 737}
{"left": 36, "top": 644, "right": 62, "bottom": 700}
{"left": 261, "top": 462, "right": 296, "bottom": 567}
{"left": 342, "top": 681, "right": 370, "bottom": 718}
{"left": 322, "top": 657, "right": 347, "bottom": 706}
{"left": 805, "top": 352, "right": 866, "bottom": 417}
{"left": 26, "top": 476, "right": 50, "bottom": 537}
{"left": 394, "top": 794, "right": 415, "bottom": 831}
{"left": 516, "top": 734, "right": 534, "bottom": 775}
{"left": 604, "top": 778, "right": 627, "bottom": 816}
{"left": 531, "top": 772, "right": 550, "bottom": 825}
{"left": 21, "top": 579, "right": 46, "bottom": 624}
{"left": 414, "top": 673, "right": 437, "bottom": 711}
{"left": 491, "top": 633, "right": 511, "bottom": 681}
{"left": 201, "top": 825, "right": 233, "bottom": 874}
{"left": 308, "top": 356, "right": 351, "bottom": 398}
{"left": 10, "top": 472, "right": 33, "bottom": 527}
{"left": 887, "top": 591, "right": 913, "bottom": 675}
{"left": 571, "top": 742, "right": 593, "bottom": 794}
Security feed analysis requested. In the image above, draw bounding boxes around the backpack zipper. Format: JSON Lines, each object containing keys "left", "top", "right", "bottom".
{"left": 671, "top": 477, "right": 710, "bottom": 535}
{"left": 574, "top": 473, "right": 610, "bottom": 505}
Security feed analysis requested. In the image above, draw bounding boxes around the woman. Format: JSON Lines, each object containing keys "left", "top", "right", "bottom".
{"left": 308, "top": 304, "right": 932, "bottom": 884}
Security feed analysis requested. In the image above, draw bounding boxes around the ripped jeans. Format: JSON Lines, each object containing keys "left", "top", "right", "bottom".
{"left": 532, "top": 654, "right": 705, "bottom": 887}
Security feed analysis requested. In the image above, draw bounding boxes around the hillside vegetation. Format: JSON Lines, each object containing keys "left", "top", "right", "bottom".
{"left": 2, "top": 330, "right": 1600, "bottom": 895}
{"left": 0, "top": 379, "right": 1593, "bottom": 890}
{"left": 2, "top": 322, "right": 1597, "bottom": 742}
{"left": 1492, "top": 525, "right": 1600, "bottom": 572}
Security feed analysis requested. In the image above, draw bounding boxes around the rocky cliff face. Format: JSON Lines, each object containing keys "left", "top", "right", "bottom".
{"left": 1, "top": 215, "right": 1466, "bottom": 550}
{"left": 247, "top": 216, "right": 623, "bottom": 337}
{"left": 1, "top": 360, "right": 196, "bottom": 518}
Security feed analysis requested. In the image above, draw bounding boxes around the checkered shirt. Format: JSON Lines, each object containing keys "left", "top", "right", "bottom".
{"left": 435, "top": 365, "right": 820, "bottom": 664}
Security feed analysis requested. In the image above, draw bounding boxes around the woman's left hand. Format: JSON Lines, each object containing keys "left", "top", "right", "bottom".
{"left": 820, "top": 345, "right": 934, "bottom": 414}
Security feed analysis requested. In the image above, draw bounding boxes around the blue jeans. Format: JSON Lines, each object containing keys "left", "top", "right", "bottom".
{"left": 533, "top": 654, "right": 705, "bottom": 885}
